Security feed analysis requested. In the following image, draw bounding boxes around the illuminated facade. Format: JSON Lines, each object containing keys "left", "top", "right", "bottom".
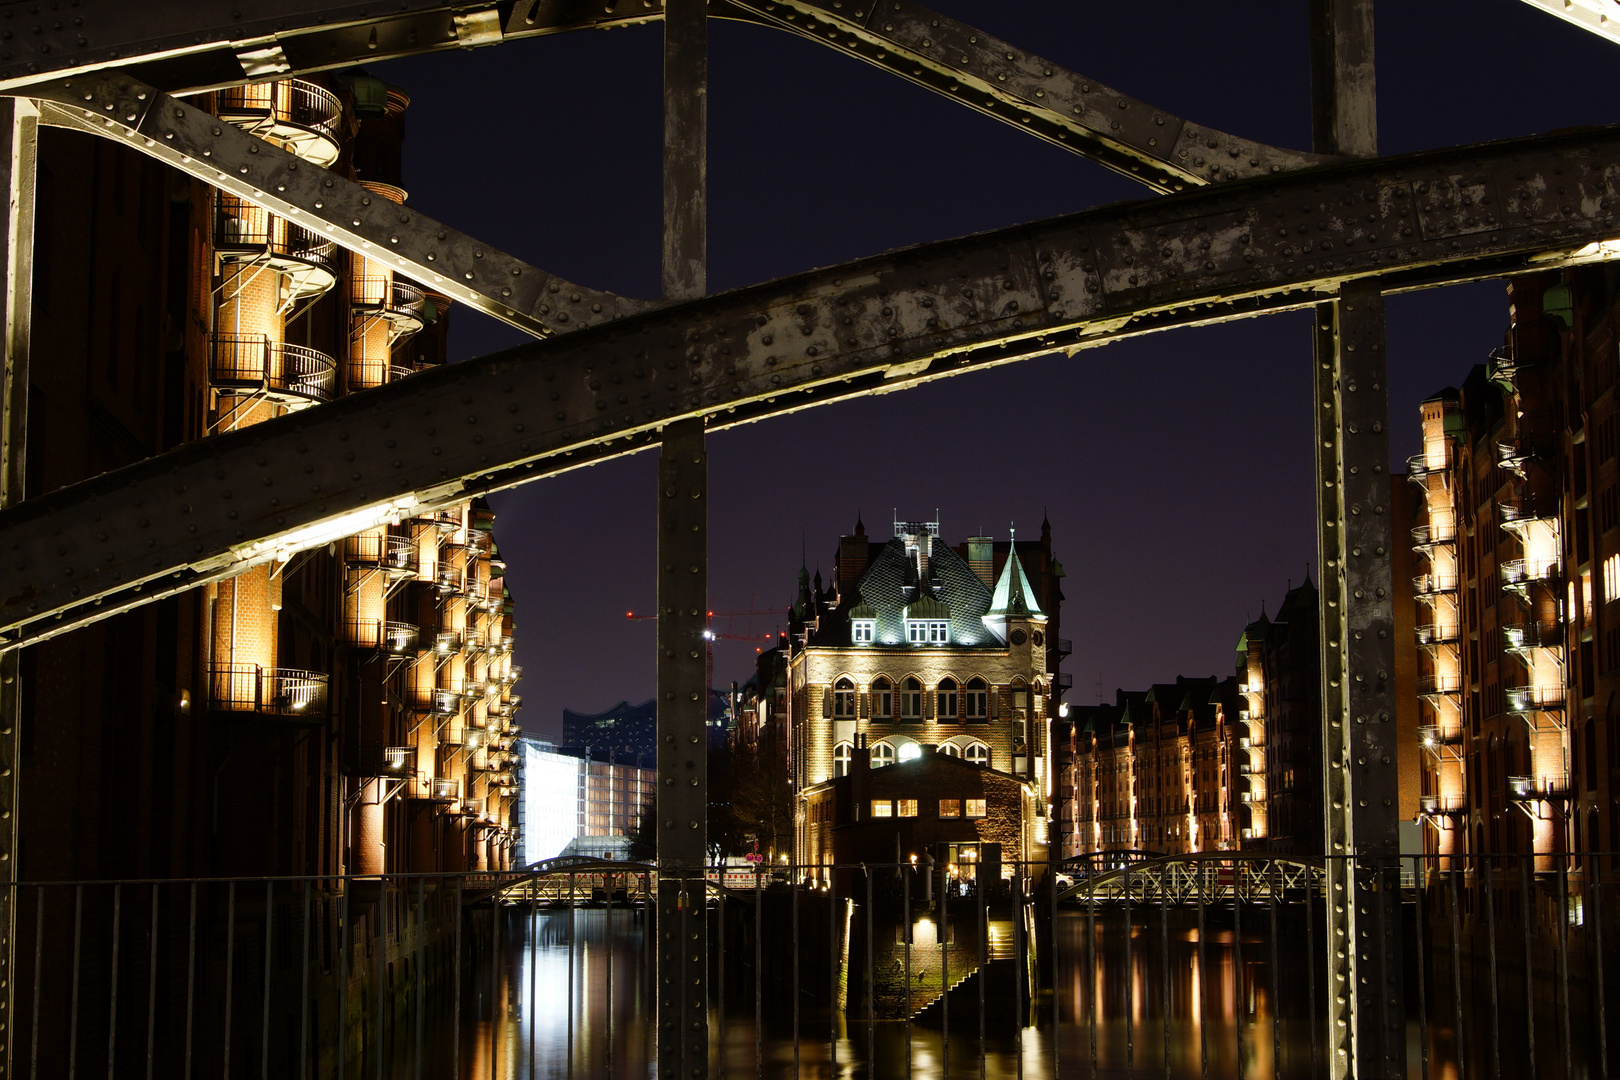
{"left": 19, "top": 71, "right": 520, "bottom": 882}
{"left": 518, "top": 739, "right": 655, "bottom": 864}
{"left": 787, "top": 517, "right": 1066, "bottom": 876}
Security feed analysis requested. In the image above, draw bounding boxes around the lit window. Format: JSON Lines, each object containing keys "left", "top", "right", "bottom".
{"left": 939, "top": 743, "right": 960, "bottom": 757}
{"left": 872, "top": 677, "right": 893, "bottom": 720}
{"left": 1606, "top": 554, "right": 1620, "bottom": 603}
{"left": 872, "top": 800, "right": 893, "bottom": 818}
{"left": 833, "top": 677, "right": 856, "bottom": 718}
{"left": 905, "top": 620, "right": 949, "bottom": 644}
{"left": 852, "top": 620, "right": 875, "bottom": 643}
{"left": 901, "top": 677, "right": 923, "bottom": 720}
{"left": 898, "top": 799, "right": 918, "bottom": 817}
{"left": 965, "top": 798, "right": 987, "bottom": 818}
{"left": 965, "top": 742, "right": 990, "bottom": 767}
{"left": 937, "top": 678, "right": 959, "bottom": 722}
{"left": 834, "top": 742, "right": 853, "bottom": 778}
{"left": 939, "top": 799, "right": 961, "bottom": 818}
{"left": 872, "top": 742, "right": 895, "bottom": 768}
{"left": 965, "top": 678, "right": 988, "bottom": 721}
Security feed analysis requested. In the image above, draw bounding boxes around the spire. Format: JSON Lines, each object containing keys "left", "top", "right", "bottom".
{"left": 987, "top": 541, "right": 1042, "bottom": 618}
{"left": 854, "top": 510, "right": 865, "bottom": 537}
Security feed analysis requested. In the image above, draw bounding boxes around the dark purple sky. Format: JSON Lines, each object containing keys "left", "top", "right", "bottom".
{"left": 374, "top": 1, "right": 1617, "bottom": 739}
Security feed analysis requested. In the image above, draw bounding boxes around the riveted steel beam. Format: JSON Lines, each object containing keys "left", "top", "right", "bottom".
{"left": 720, "top": 0, "right": 1335, "bottom": 192}
{"left": 656, "top": 1, "right": 709, "bottom": 1075}
{"left": 1516, "top": 0, "right": 1620, "bottom": 48}
{"left": 2, "top": 125, "right": 1620, "bottom": 647}
{"left": 3, "top": 1, "right": 1332, "bottom": 194}
{"left": 29, "top": 72, "right": 649, "bottom": 337}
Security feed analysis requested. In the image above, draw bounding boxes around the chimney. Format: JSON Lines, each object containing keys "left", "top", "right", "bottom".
{"left": 967, "top": 537, "right": 994, "bottom": 586}
{"left": 839, "top": 520, "right": 868, "bottom": 593}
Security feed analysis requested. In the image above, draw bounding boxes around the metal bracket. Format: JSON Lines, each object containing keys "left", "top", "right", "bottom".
{"left": 27, "top": 72, "right": 652, "bottom": 338}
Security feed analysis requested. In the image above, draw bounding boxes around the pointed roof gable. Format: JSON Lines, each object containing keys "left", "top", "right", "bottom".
{"left": 987, "top": 544, "right": 1042, "bottom": 618}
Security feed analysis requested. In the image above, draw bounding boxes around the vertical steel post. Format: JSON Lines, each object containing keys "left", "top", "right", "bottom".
{"left": 0, "top": 96, "right": 36, "bottom": 1080}
{"left": 1311, "top": 8, "right": 1403, "bottom": 1074}
{"left": 656, "top": 4, "right": 709, "bottom": 1074}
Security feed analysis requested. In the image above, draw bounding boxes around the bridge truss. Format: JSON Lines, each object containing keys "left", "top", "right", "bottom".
{"left": 0, "top": 1, "right": 1613, "bottom": 1076}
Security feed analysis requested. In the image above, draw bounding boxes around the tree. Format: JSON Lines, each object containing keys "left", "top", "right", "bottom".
{"left": 727, "top": 741, "right": 793, "bottom": 863}
{"left": 626, "top": 799, "right": 657, "bottom": 863}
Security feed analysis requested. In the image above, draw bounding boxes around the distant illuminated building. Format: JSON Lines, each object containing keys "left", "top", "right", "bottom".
{"left": 519, "top": 738, "right": 655, "bottom": 864}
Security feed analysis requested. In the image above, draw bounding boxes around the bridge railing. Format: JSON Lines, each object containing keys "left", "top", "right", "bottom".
{"left": 1, "top": 853, "right": 1615, "bottom": 1077}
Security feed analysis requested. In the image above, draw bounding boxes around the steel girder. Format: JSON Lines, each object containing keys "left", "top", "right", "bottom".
{"left": 0, "top": 0, "right": 1330, "bottom": 193}
{"left": 1517, "top": 0, "right": 1620, "bottom": 48}
{"left": 32, "top": 73, "right": 645, "bottom": 337}
{"left": 2, "top": 124, "right": 1620, "bottom": 647}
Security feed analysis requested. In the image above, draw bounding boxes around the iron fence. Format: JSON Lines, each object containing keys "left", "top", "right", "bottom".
{"left": 6, "top": 853, "right": 1618, "bottom": 1078}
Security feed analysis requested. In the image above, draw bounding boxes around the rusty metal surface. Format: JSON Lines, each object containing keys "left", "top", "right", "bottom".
{"left": 1, "top": 124, "right": 1619, "bottom": 646}
{"left": 30, "top": 72, "right": 647, "bottom": 337}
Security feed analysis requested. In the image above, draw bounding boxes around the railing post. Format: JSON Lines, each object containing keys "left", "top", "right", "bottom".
{"left": 0, "top": 95, "right": 36, "bottom": 1080}
{"left": 1312, "top": 5, "right": 1405, "bottom": 1075}
{"left": 656, "top": 1, "right": 709, "bottom": 1075}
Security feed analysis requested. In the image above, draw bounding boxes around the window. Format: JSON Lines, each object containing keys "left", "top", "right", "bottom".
{"left": 901, "top": 677, "right": 923, "bottom": 720}
{"left": 872, "top": 677, "right": 893, "bottom": 720}
{"left": 939, "top": 743, "right": 960, "bottom": 757}
{"left": 1604, "top": 485, "right": 1619, "bottom": 535}
{"left": 1606, "top": 554, "right": 1620, "bottom": 604}
{"left": 939, "top": 799, "right": 961, "bottom": 817}
{"left": 833, "top": 677, "right": 856, "bottom": 718}
{"left": 852, "top": 620, "right": 875, "bottom": 643}
{"left": 1011, "top": 682, "right": 1029, "bottom": 715}
{"left": 872, "top": 800, "right": 893, "bottom": 818}
{"left": 965, "top": 798, "right": 987, "bottom": 818}
{"left": 897, "top": 741, "right": 923, "bottom": 763}
{"left": 872, "top": 742, "right": 895, "bottom": 768}
{"left": 897, "top": 799, "right": 918, "bottom": 818}
{"left": 937, "top": 678, "right": 959, "bottom": 722}
{"left": 834, "top": 742, "right": 853, "bottom": 778}
{"left": 906, "top": 620, "right": 949, "bottom": 644}
{"left": 965, "top": 742, "right": 990, "bottom": 767}
{"left": 965, "top": 678, "right": 988, "bottom": 722}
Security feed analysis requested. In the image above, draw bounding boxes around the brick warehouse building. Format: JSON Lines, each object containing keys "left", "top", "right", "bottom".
{"left": 786, "top": 516, "right": 1066, "bottom": 884}
{"left": 20, "top": 74, "right": 520, "bottom": 909}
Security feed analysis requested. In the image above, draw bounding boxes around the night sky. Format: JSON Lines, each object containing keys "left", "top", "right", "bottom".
{"left": 370, "top": 2, "right": 1617, "bottom": 739}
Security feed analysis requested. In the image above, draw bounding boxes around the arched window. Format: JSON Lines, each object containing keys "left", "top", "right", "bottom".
{"left": 897, "top": 740, "right": 922, "bottom": 763}
{"left": 937, "top": 678, "right": 959, "bottom": 722}
{"left": 939, "top": 743, "right": 961, "bottom": 757}
{"left": 901, "top": 677, "right": 923, "bottom": 720}
{"left": 1010, "top": 678, "right": 1030, "bottom": 716}
{"left": 965, "top": 742, "right": 990, "bottom": 767}
{"left": 834, "top": 741, "right": 854, "bottom": 778}
{"left": 871, "top": 741, "right": 896, "bottom": 768}
{"left": 965, "top": 678, "right": 988, "bottom": 722}
{"left": 872, "top": 677, "right": 893, "bottom": 720}
{"left": 833, "top": 677, "right": 856, "bottom": 718}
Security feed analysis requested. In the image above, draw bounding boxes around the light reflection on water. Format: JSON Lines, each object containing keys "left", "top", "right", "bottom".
{"left": 383, "top": 906, "right": 1536, "bottom": 1079}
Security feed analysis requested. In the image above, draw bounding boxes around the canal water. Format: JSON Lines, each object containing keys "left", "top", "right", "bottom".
{"left": 375, "top": 905, "right": 1570, "bottom": 1079}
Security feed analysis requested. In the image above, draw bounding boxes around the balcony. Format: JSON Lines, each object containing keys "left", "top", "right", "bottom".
{"left": 213, "top": 200, "right": 336, "bottom": 300}
{"left": 433, "top": 631, "right": 462, "bottom": 656}
{"left": 1415, "top": 622, "right": 1461, "bottom": 646}
{"left": 360, "top": 745, "right": 416, "bottom": 777}
{"left": 216, "top": 79, "right": 343, "bottom": 166}
{"left": 1500, "top": 557, "right": 1560, "bottom": 590}
{"left": 1486, "top": 347, "right": 1528, "bottom": 389}
{"left": 209, "top": 335, "right": 336, "bottom": 407}
{"left": 1499, "top": 497, "right": 1560, "bottom": 532}
{"left": 431, "top": 688, "right": 465, "bottom": 716}
{"left": 1411, "top": 521, "right": 1458, "bottom": 547}
{"left": 342, "top": 532, "right": 419, "bottom": 577}
{"left": 208, "top": 664, "right": 328, "bottom": 721}
{"left": 1501, "top": 622, "right": 1560, "bottom": 653}
{"left": 428, "top": 778, "right": 459, "bottom": 802}
{"left": 344, "top": 619, "right": 419, "bottom": 656}
{"left": 1419, "top": 794, "right": 1467, "bottom": 816}
{"left": 1417, "top": 673, "right": 1463, "bottom": 696}
{"left": 428, "top": 508, "right": 463, "bottom": 531}
{"left": 1497, "top": 438, "right": 1541, "bottom": 478}
{"left": 351, "top": 276, "right": 428, "bottom": 338}
{"left": 434, "top": 565, "right": 464, "bottom": 596}
{"left": 1505, "top": 684, "right": 1565, "bottom": 713}
{"left": 1507, "top": 775, "right": 1568, "bottom": 801}
{"left": 389, "top": 363, "right": 419, "bottom": 384}
{"left": 1413, "top": 572, "right": 1459, "bottom": 597}
{"left": 1406, "top": 452, "right": 1448, "bottom": 485}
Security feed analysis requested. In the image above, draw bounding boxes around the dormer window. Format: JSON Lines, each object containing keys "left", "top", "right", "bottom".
{"left": 852, "top": 620, "right": 875, "bottom": 643}
{"left": 906, "top": 620, "right": 949, "bottom": 645}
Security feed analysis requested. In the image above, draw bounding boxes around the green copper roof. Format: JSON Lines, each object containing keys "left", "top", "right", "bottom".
{"left": 987, "top": 546, "right": 1042, "bottom": 617}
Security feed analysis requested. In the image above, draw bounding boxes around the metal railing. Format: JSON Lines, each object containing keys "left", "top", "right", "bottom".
{"left": 1417, "top": 672, "right": 1463, "bottom": 695}
{"left": 1413, "top": 571, "right": 1460, "bottom": 594}
{"left": 8, "top": 853, "right": 1614, "bottom": 1078}
{"left": 343, "top": 618, "right": 419, "bottom": 654}
{"left": 1411, "top": 520, "right": 1458, "bottom": 545}
{"left": 207, "top": 664, "right": 329, "bottom": 718}
{"left": 351, "top": 276, "right": 427, "bottom": 322}
{"left": 1501, "top": 556, "right": 1561, "bottom": 586}
{"left": 1506, "top": 683, "right": 1566, "bottom": 711}
{"left": 216, "top": 78, "right": 343, "bottom": 139}
{"left": 209, "top": 334, "right": 337, "bottom": 405}
{"left": 1415, "top": 621, "right": 1461, "bottom": 645}
{"left": 212, "top": 201, "right": 336, "bottom": 274}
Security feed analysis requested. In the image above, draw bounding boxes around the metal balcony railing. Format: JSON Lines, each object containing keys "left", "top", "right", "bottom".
{"left": 1417, "top": 673, "right": 1463, "bottom": 696}
{"left": 1505, "top": 684, "right": 1565, "bottom": 712}
{"left": 433, "top": 630, "right": 462, "bottom": 655}
{"left": 429, "top": 508, "right": 462, "bottom": 530}
{"left": 215, "top": 79, "right": 343, "bottom": 165}
{"left": 208, "top": 664, "right": 329, "bottom": 719}
{"left": 1415, "top": 622, "right": 1461, "bottom": 646}
{"left": 212, "top": 200, "right": 337, "bottom": 297}
{"left": 1501, "top": 557, "right": 1560, "bottom": 588}
{"left": 343, "top": 619, "right": 419, "bottom": 655}
{"left": 1499, "top": 498, "right": 1560, "bottom": 529}
{"left": 209, "top": 335, "right": 336, "bottom": 406}
{"left": 352, "top": 276, "right": 428, "bottom": 329}
{"left": 431, "top": 688, "right": 464, "bottom": 716}
{"left": 1502, "top": 622, "right": 1559, "bottom": 652}
{"left": 1411, "top": 521, "right": 1458, "bottom": 546}
{"left": 1507, "top": 774, "right": 1569, "bottom": 800}
{"left": 1405, "top": 451, "right": 1449, "bottom": 483}
{"left": 1418, "top": 724, "right": 1463, "bottom": 749}
{"left": 435, "top": 565, "right": 464, "bottom": 595}
{"left": 1413, "top": 572, "right": 1459, "bottom": 595}
{"left": 389, "top": 363, "right": 419, "bottom": 384}
{"left": 430, "top": 778, "right": 459, "bottom": 801}
{"left": 341, "top": 532, "right": 419, "bottom": 575}
{"left": 1418, "top": 793, "right": 1467, "bottom": 815}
